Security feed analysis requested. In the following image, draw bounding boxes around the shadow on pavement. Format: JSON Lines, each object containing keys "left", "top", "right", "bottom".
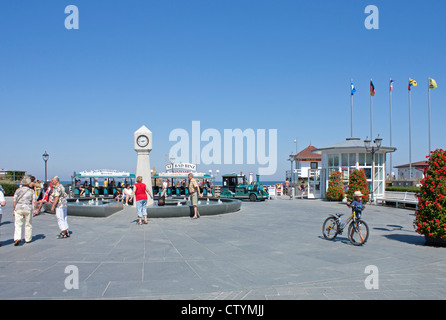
{"left": 383, "top": 233, "right": 425, "bottom": 246}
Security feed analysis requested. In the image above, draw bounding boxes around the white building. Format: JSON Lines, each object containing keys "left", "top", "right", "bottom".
{"left": 394, "top": 161, "right": 428, "bottom": 180}
{"left": 293, "top": 144, "right": 322, "bottom": 179}
{"left": 313, "top": 137, "right": 396, "bottom": 200}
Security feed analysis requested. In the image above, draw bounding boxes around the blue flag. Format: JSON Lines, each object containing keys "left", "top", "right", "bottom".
{"left": 351, "top": 82, "right": 356, "bottom": 95}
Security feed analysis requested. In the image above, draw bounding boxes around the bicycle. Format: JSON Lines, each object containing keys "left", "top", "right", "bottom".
{"left": 322, "top": 205, "right": 369, "bottom": 246}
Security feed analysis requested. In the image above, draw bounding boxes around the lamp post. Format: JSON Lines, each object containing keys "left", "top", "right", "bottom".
{"left": 169, "top": 156, "right": 175, "bottom": 188}
{"left": 42, "top": 151, "right": 49, "bottom": 182}
{"left": 364, "top": 134, "right": 382, "bottom": 203}
{"left": 215, "top": 169, "right": 220, "bottom": 186}
{"left": 288, "top": 153, "right": 295, "bottom": 184}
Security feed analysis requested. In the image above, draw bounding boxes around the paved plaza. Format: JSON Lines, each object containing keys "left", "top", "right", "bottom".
{"left": 0, "top": 196, "right": 445, "bottom": 300}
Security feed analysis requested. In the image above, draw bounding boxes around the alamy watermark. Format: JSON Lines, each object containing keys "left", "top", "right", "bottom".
{"left": 65, "top": 5, "right": 79, "bottom": 30}
{"left": 364, "top": 5, "right": 379, "bottom": 30}
{"left": 169, "top": 121, "right": 277, "bottom": 176}
{"left": 364, "top": 265, "right": 379, "bottom": 290}
{"left": 64, "top": 265, "right": 79, "bottom": 290}
{"left": 64, "top": 4, "right": 378, "bottom": 31}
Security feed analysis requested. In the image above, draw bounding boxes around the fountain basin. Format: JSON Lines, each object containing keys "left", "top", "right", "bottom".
{"left": 44, "top": 197, "right": 123, "bottom": 218}
{"left": 43, "top": 196, "right": 241, "bottom": 218}
{"left": 146, "top": 197, "right": 242, "bottom": 218}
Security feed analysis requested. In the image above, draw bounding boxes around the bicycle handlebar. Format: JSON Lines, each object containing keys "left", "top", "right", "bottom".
{"left": 348, "top": 204, "right": 365, "bottom": 211}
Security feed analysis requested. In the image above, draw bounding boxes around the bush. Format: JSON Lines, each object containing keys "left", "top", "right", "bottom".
{"left": 347, "top": 169, "right": 370, "bottom": 202}
{"left": 326, "top": 171, "right": 344, "bottom": 201}
{"left": 0, "top": 183, "right": 19, "bottom": 196}
{"left": 414, "top": 149, "right": 446, "bottom": 239}
{"left": 386, "top": 186, "right": 420, "bottom": 193}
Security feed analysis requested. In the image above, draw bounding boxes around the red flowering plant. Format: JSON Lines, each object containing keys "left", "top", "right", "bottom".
{"left": 326, "top": 171, "right": 345, "bottom": 201}
{"left": 347, "top": 169, "right": 370, "bottom": 202}
{"left": 414, "top": 149, "right": 446, "bottom": 239}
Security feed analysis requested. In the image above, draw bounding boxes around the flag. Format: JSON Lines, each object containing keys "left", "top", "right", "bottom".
{"left": 390, "top": 79, "right": 394, "bottom": 91}
{"left": 429, "top": 78, "right": 438, "bottom": 89}
{"left": 409, "top": 78, "right": 417, "bottom": 90}
{"left": 370, "top": 80, "right": 375, "bottom": 96}
{"left": 351, "top": 82, "right": 356, "bottom": 95}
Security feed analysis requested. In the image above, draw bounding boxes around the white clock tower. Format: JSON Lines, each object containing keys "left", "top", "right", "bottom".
{"left": 134, "top": 125, "right": 153, "bottom": 205}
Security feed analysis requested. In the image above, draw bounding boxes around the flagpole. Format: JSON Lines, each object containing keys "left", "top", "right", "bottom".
{"left": 351, "top": 79, "right": 353, "bottom": 138}
{"left": 408, "top": 79, "right": 412, "bottom": 179}
{"left": 428, "top": 77, "right": 431, "bottom": 154}
{"left": 370, "top": 78, "right": 373, "bottom": 140}
{"left": 389, "top": 79, "right": 393, "bottom": 178}
{"left": 351, "top": 94, "right": 353, "bottom": 138}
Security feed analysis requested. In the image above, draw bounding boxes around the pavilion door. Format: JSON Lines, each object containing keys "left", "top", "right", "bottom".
{"left": 307, "top": 169, "right": 322, "bottom": 199}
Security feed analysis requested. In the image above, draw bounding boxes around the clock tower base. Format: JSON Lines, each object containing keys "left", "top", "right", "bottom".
{"left": 134, "top": 125, "right": 154, "bottom": 206}
{"left": 135, "top": 150, "right": 153, "bottom": 206}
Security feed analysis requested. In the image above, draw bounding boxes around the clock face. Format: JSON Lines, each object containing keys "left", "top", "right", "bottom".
{"left": 137, "top": 135, "right": 149, "bottom": 148}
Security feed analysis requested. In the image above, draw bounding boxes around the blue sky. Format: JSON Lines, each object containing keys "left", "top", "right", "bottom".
{"left": 1, "top": 0, "right": 445, "bottom": 181}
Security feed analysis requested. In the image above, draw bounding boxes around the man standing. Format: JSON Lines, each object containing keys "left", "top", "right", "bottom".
{"left": 49, "top": 176, "right": 70, "bottom": 239}
{"left": 161, "top": 179, "right": 168, "bottom": 197}
{"left": 188, "top": 173, "right": 202, "bottom": 219}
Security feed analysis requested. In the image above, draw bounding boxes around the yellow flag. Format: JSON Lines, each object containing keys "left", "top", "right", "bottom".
{"left": 409, "top": 78, "right": 417, "bottom": 87}
{"left": 429, "top": 78, "right": 438, "bottom": 89}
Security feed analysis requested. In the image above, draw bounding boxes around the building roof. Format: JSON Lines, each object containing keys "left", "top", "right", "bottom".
{"left": 313, "top": 137, "right": 396, "bottom": 154}
{"left": 394, "top": 161, "right": 428, "bottom": 169}
{"left": 294, "top": 144, "right": 321, "bottom": 160}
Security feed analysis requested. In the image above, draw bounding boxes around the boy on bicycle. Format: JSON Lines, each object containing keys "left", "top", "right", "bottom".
{"left": 347, "top": 190, "right": 365, "bottom": 242}
{"left": 347, "top": 190, "right": 365, "bottom": 217}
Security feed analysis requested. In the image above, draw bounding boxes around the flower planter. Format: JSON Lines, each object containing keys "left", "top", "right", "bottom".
{"left": 414, "top": 149, "right": 446, "bottom": 245}
{"left": 424, "top": 235, "right": 446, "bottom": 247}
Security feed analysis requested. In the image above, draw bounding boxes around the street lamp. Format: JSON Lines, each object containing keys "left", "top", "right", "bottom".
{"left": 288, "top": 153, "right": 294, "bottom": 184}
{"left": 169, "top": 156, "right": 175, "bottom": 188}
{"left": 364, "top": 134, "right": 382, "bottom": 203}
{"left": 42, "top": 151, "right": 49, "bottom": 182}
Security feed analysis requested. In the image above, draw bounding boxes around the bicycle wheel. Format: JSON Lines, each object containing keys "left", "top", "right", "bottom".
{"left": 348, "top": 220, "right": 369, "bottom": 246}
{"left": 322, "top": 217, "right": 338, "bottom": 240}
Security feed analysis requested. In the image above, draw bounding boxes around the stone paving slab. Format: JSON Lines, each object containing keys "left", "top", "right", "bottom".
{"left": 0, "top": 196, "right": 445, "bottom": 300}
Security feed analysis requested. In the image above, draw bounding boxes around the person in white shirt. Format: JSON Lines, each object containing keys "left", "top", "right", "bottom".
{"left": 161, "top": 180, "right": 168, "bottom": 197}
{"left": 0, "top": 186, "right": 6, "bottom": 213}
{"left": 0, "top": 186, "right": 6, "bottom": 247}
{"left": 123, "top": 184, "right": 134, "bottom": 205}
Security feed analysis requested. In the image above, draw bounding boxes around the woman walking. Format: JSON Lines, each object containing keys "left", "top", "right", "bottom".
{"left": 49, "top": 176, "right": 70, "bottom": 239}
{"left": 12, "top": 176, "right": 37, "bottom": 246}
{"left": 133, "top": 176, "right": 153, "bottom": 225}
{"left": 0, "top": 185, "right": 7, "bottom": 247}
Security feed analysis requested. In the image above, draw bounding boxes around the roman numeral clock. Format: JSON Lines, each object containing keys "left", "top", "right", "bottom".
{"left": 134, "top": 125, "right": 154, "bottom": 205}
